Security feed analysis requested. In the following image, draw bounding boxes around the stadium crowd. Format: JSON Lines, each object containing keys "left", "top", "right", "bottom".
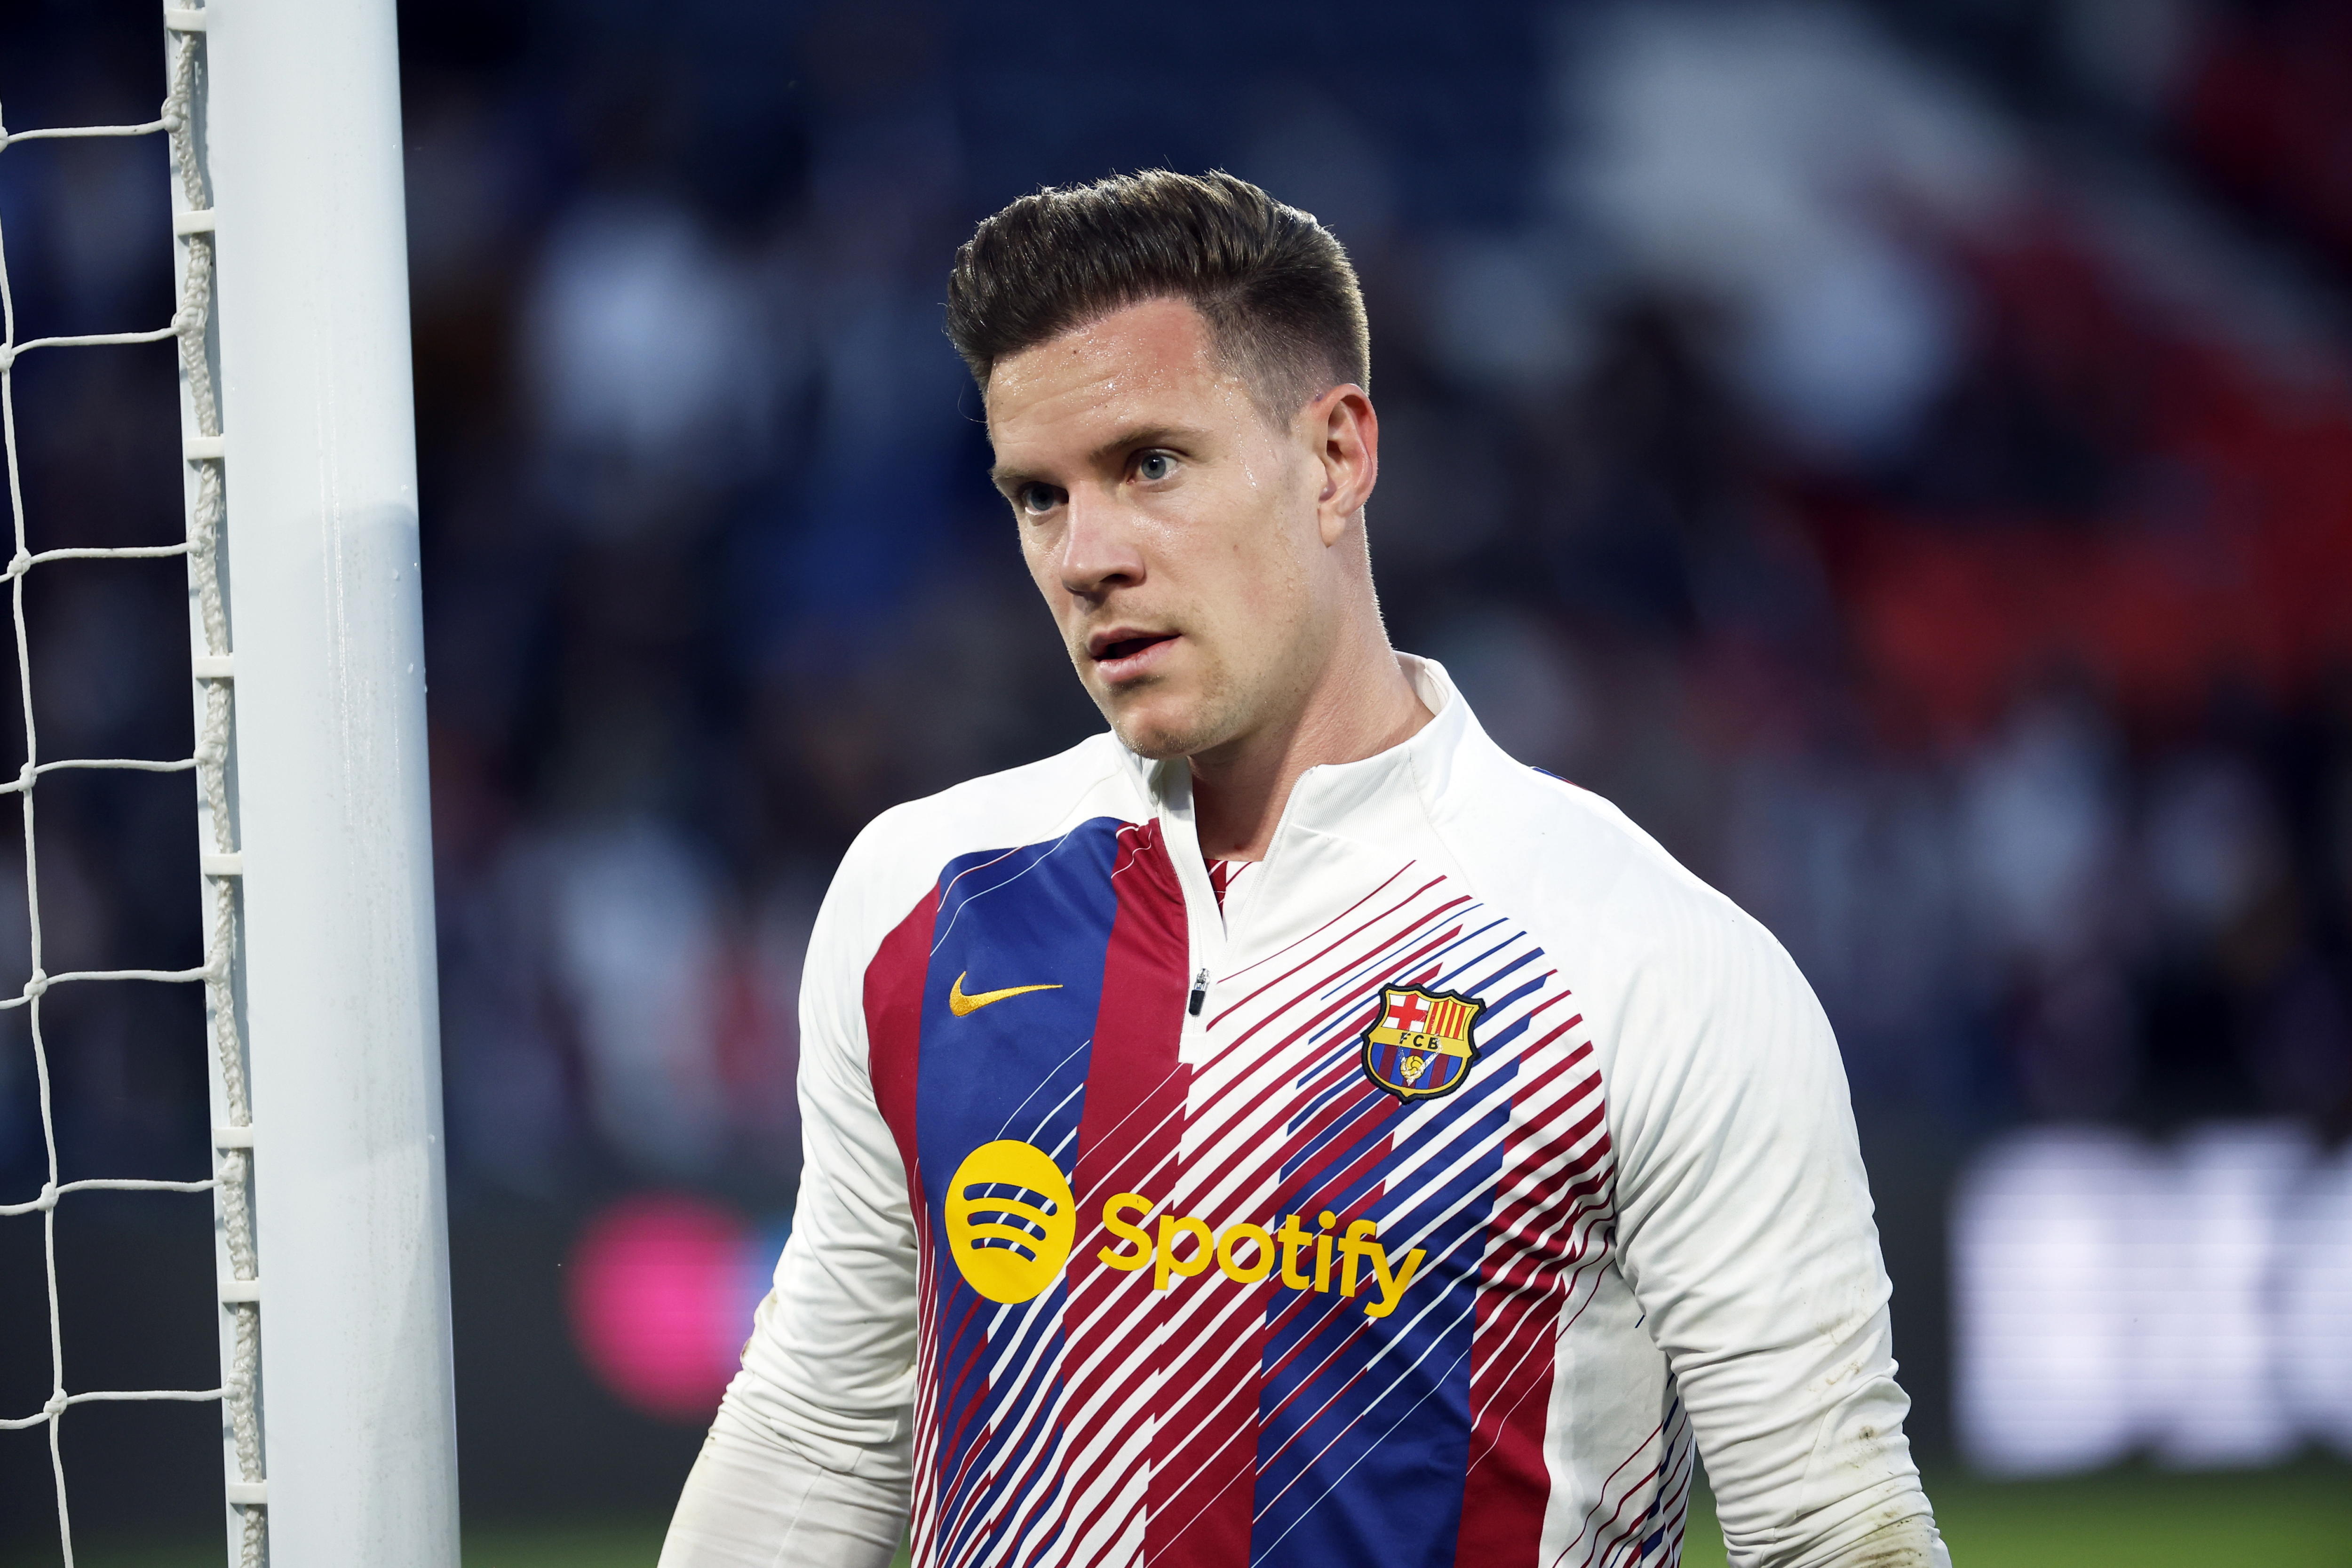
{"left": 0, "top": 0, "right": 2347, "bottom": 1224}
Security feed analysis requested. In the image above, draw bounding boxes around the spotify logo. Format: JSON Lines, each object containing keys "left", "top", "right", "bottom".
{"left": 944, "top": 1140, "right": 1076, "bottom": 1304}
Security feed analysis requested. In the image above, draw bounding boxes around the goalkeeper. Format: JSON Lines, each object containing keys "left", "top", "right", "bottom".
{"left": 662, "top": 170, "right": 1948, "bottom": 1568}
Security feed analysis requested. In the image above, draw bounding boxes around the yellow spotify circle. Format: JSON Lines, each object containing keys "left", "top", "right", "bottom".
{"left": 944, "top": 1139, "right": 1077, "bottom": 1303}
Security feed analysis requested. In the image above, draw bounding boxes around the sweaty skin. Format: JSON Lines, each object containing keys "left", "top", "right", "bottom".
{"left": 984, "top": 298, "right": 1429, "bottom": 861}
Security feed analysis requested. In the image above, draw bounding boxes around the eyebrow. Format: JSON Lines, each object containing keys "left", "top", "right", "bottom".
{"left": 989, "top": 424, "right": 1207, "bottom": 491}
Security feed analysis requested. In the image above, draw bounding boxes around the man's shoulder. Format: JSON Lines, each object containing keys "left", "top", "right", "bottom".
{"left": 1431, "top": 729, "right": 1783, "bottom": 992}
{"left": 822, "top": 732, "right": 1143, "bottom": 940}
{"left": 860, "top": 730, "right": 1139, "bottom": 858}
{"left": 1430, "top": 730, "right": 1828, "bottom": 1114}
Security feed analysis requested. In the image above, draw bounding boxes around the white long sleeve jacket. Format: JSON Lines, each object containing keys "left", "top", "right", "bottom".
{"left": 679, "top": 656, "right": 1947, "bottom": 1568}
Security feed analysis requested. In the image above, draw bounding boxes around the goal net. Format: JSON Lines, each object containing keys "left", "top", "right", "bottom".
{"left": 0, "top": 3, "right": 456, "bottom": 1563}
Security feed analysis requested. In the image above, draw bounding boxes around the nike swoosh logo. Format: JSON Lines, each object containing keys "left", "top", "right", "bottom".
{"left": 948, "top": 971, "right": 1064, "bottom": 1017}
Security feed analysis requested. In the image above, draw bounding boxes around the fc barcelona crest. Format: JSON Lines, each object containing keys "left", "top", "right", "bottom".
{"left": 1360, "top": 984, "right": 1484, "bottom": 1101}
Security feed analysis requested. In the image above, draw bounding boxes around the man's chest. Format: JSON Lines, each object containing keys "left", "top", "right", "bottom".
{"left": 866, "top": 814, "right": 1611, "bottom": 1325}
{"left": 865, "top": 814, "right": 1630, "bottom": 1568}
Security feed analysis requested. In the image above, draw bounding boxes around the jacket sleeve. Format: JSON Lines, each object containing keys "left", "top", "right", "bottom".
{"left": 664, "top": 832, "right": 921, "bottom": 1565}
{"left": 660, "top": 1399, "right": 907, "bottom": 1568}
{"left": 1604, "top": 891, "right": 1949, "bottom": 1568}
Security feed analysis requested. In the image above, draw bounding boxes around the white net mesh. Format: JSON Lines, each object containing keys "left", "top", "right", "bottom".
{"left": 0, "top": 6, "right": 264, "bottom": 1564}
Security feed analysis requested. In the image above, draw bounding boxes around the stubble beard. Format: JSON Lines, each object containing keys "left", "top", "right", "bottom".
{"left": 1097, "top": 663, "right": 1252, "bottom": 762}
{"left": 1096, "top": 595, "right": 1329, "bottom": 765}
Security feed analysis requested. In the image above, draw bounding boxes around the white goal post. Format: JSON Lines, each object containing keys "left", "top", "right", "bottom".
{"left": 188, "top": 0, "right": 461, "bottom": 1559}
{"left": 194, "top": 0, "right": 460, "bottom": 1561}
{"left": 0, "top": 0, "right": 458, "bottom": 1563}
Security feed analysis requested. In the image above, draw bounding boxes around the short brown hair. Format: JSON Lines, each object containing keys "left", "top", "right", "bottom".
{"left": 946, "top": 169, "right": 1370, "bottom": 418}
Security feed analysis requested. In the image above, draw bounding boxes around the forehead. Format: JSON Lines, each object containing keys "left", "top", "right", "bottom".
{"left": 985, "top": 297, "right": 1252, "bottom": 451}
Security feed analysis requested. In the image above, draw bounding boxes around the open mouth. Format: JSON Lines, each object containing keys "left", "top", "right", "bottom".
{"left": 1087, "top": 628, "right": 1179, "bottom": 681}
{"left": 1097, "top": 632, "right": 1175, "bottom": 662}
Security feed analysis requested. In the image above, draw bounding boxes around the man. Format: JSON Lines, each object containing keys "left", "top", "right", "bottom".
{"left": 663, "top": 170, "right": 1947, "bottom": 1568}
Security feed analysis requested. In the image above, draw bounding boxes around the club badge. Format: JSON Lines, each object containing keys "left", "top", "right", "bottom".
{"left": 1359, "top": 984, "right": 1484, "bottom": 1101}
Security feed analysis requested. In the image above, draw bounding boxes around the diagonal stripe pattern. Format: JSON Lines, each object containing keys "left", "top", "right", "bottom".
{"left": 867, "top": 823, "right": 1693, "bottom": 1568}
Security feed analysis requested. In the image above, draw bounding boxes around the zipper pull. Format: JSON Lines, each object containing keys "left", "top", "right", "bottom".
{"left": 1188, "top": 968, "right": 1209, "bottom": 1017}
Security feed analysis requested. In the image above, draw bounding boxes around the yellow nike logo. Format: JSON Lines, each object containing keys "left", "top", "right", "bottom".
{"left": 948, "top": 971, "right": 1064, "bottom": 1017}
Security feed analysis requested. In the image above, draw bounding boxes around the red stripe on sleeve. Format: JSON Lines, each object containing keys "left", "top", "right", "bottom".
{"left": 865, "top": 885, "right": 939, "bottom": 1188}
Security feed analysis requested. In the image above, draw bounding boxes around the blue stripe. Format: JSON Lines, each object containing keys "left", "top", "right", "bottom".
{"left": 913, "top": 819, "right": 1126, "bottom": 1562}
{"left": 1318, "top": 915, "right": 1512, "bottom": 1003}
{"left": 1248, "top": 1090, "right": 1511, "bottom": 1568}
{"left": 1247, "top": 930, "right": 1550, "bottom": 1568}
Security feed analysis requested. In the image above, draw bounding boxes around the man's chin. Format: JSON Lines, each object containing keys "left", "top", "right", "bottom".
{"left": 1104, "top": 695, "right": 1230, "bottom": 762}
{"left": 1109, "top": 715, "right": 1201, "bottom": 762}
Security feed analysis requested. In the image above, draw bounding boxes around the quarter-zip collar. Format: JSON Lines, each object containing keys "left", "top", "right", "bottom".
{"left": 1116, "top": 655, "right": 1478, "bottom": 1030}
{"left": 1258, "top": 654, "right": 1467, "bottom": 851}
{"left": 1116, "top": 653, "right": 1471, "bottom": 854}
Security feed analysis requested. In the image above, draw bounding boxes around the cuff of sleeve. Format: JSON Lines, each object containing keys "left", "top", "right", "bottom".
{"left": 715, "top": 1385, "right": 913, "bottom": 1485}
{"left": 1774, "top": 1504, "right": 1947, "bottom": 1568}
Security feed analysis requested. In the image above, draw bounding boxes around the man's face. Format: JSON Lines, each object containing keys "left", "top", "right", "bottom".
{"left": 985, "top": 297, "right": 1360, "bottom": 761}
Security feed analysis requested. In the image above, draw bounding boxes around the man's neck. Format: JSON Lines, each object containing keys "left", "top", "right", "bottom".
{"left": 1189, "top": 642, "right": 1431, "bottom": 863}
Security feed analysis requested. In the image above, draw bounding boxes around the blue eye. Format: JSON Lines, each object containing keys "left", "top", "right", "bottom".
{"left": 1019, "top": 484, "right": 1060, "bottom": 514}
{"left": 1137, "top": 452, "right": 1173, "bottom": 481}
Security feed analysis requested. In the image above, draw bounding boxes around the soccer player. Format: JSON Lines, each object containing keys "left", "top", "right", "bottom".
{"left": 662, "top": 171, "right": 1947, "bottom": 1568}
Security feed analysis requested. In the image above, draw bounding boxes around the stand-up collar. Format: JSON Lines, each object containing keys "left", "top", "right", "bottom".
{"left": 1121, "top": 653, "right": 1484, "bottom": 841}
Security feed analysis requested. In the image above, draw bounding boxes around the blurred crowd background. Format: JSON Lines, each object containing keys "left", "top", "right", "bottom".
{"left": 2, "top": 0, "right": 2350, "bottom": 1539}
{"left": 419, "top": 0, "right": 2352, "bottom": 1181}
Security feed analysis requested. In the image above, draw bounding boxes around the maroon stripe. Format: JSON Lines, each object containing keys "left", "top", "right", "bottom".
{"left": 1214, "top": 861, "right": 1419, "bottom": 987}
{"left": 1109, "top": 826, "right": 1265, "bottom": 1568}
{"left": 1454, "top": 1005, "right": 1595, "bottom": 1566}
{"left": 1049, "top": 823, "right": 1190, "bottom": 1555}
{"left": 1043, "top": 820, "right": 1261, "bottom": 1566}
{"left": 866, "top": 886, "right": 939, "bottom": 1193}
{"left": 1169, "top": 926, "right": 1451, "bottom": 1214}
{"left": 1558, "top": 1425, "right": 1669, "bottom": 1568}
{"left": 1212, "top": 929, "right": 1461, "bottom": 1072}
{"left": 1209, "top": 882, "right": 1462, "bottom": 1033}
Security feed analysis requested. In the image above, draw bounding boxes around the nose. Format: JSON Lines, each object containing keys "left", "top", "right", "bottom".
{"left": 1057, "top": 491, "right": 1145, "bottom": 600}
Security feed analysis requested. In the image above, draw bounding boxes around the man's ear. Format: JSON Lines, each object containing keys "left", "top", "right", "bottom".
{"left": 1307, "top": 385, "right": 1378, "bottom": 547}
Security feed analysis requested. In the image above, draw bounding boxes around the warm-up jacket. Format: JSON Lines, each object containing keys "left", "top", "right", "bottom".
{"left": 709, "top": 656, "right": 1946, "bottom": 1568}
